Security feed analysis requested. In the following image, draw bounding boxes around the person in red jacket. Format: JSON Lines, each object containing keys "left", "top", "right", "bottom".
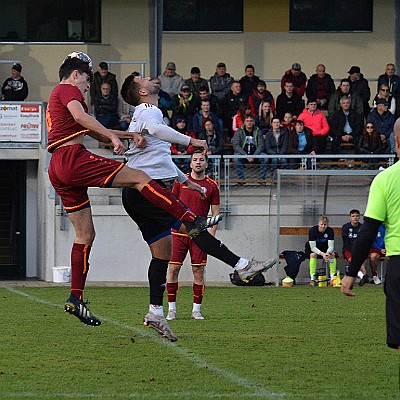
{"left": 281, "top": 63, "right": 307, "bottom": 97}
{"left": 248, "top": 80, "right": 275, "bottom": 116}
{"left": 298, "top": 99, "right": 330, "bottom": 154}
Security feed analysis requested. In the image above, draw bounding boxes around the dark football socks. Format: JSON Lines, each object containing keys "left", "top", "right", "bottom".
{"left": 148, "top": 258, "right": 169, "bottom": 306}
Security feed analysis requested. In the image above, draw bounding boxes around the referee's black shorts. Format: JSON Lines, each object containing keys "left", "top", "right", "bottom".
{"left": 122, "top": 182, "right": 182, "bottom": 245}
{"left": 384, "top": 256, "right": 400, "bottom": 349}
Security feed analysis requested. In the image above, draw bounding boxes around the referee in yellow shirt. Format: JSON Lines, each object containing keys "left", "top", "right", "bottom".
{"left": 342, "top": 119, "right": 400, "bottom": 352}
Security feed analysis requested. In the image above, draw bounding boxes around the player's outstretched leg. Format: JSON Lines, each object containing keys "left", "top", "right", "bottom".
{"left": 64, "top": 293, "right": 101, "bottom": 326}
{"left": 235, "top": 258, "right": 278, "bottom": 283}
{"left": 184, "top": 214, "right": 223, "bottom": 238}
{"left": 144, "top": 312, "right": 177, "bottom": 341}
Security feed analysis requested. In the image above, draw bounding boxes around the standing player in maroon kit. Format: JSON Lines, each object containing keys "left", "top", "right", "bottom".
{"left": 46, "top": 52, "right": 221, "bottom": 326}
{"left": 167, "top": 151, "right": 220, "bottom": 320}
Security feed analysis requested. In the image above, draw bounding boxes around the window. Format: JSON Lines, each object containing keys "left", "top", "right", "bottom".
{"left": 163, "top": 0, "right": 243, "bottom": 32}
{"left": 290, "top": 0, "right": 373, "bottom": 32}
{"left": 0, "top": 0, "right": 101, "bottom": 42}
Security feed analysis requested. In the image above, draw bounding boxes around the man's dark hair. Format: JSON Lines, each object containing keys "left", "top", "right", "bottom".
{"left": 340, "top": 78, "right": 351, "bottom": 85}
{"left": 201, "top": 99, "right": 210, "bottom": 105}
{"left": 198, "top": 85, "right": 209, "bottom": 93}
{"left": 349, "top": 209, "right": 360, "bottom": 215}
{"left": 59, "top": 58, "right": 93, "bottom": 82}
{"left": 121, "top": 74, "right": 141, "bottom": 106}
{"left": 245, "top": 64, "right": 255, "bottom": 70}
{"left": 191, "top": 149, "right": 208, "bottom": 162}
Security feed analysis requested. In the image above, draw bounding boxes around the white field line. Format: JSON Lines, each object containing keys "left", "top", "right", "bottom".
{"left": 2, "top": 287, "right": 285, "bottom": 400}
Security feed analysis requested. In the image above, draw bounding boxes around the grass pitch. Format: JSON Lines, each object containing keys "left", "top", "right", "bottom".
{"left": 0, "top": 284, "right": 398, "bottom": 399}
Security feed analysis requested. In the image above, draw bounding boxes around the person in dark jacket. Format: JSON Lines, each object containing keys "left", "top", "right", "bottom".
{"left": 239, "top": 64, "right": 260, "bottom": 98}
{"left": 280, "top": 63, "right": 307, "bottom": 97}
{"left": 1, "top": 63, "right": 29, "bottom": 101}
{"left": 358, "top": 122, "right": 382, "bottom": 167}
{"left": 90, "top": 62, "right": 118, "bottom": 106}
{"left": 276, "top": 81, "right": 303, "bottom": 121}
{"left": 287, "top": 120, "right": 317, "bottom": 169}
{"left": 184, "top": 66, "right": 209, "bottom": 95}
{"left": 171, "top": 85, "right": 198, "bottom": 131}
{"left": 348, "top": 66, "right": 371, "bottom": 118}
{"left": 248, "top": 80, "right": 275, "bottom": 115}
{"left": 264, "top": 117, "right": 289, "bottom": 172}
{"left": 93, "top": 82, "right": 119, "bottom": 129}
{"left": 306, "top": 64, "right": 335, "bottom": 110}
{"left": 377, "top": 63, "right": 400, "bottom": 99}
{"left": 199, "top": 119, "right": 224, "bottom": 155}
{"left": 221, "top": 81, "right": 245, "bottom": 136}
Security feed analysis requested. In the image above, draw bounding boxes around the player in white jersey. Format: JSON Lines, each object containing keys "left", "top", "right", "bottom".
{"left": 120, "top": 75, "right": 277, "bottom": 341}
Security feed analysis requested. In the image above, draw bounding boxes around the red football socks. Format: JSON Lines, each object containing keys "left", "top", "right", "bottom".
{"left": 167, "top": 282, "right": 179, "bottom": 303}
{"left": 193, "top": 283, "right": 204, "bottom": 304}
{"left": 70, "top": 243, "right": 91, "bottom": 300}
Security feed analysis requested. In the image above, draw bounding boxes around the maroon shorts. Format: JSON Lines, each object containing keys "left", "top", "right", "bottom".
{"left": 370, "top": 248, "right": 384, "bottom": 258}
{"left": 170, "top": 232, "right": 207, "bottom": 267}
{"left": 48, "top": 144, "right": 124, "bottom": 213}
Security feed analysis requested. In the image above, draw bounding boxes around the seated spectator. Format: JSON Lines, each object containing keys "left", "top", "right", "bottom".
{"left": 239, "top": 64, "right": 260, "bottom": 98}
{"left": 170, "top": 118, "right": 196, "bottom": 172}
{"left": 184, "top": 66, "right": 209, "bottom": 95}
{"left": 117, "top": 95, "right": 135, "bottom": 131}
{"left": 248, "top": 80, "right": 275, "bottom": 116}
{"left": 328, "top": 97, "right": 363, "bottom": 154}
{"left": 305, "top": 215, "right": 337, "bottom": 285}
{"left": 231, "top": 115, "right": 267, "bottom": 180}
{"left": 221, "top": 80, "right": 245, "bottom": 136}
{"left": 276, "top": 81, "right": 303, "bottom": 121}
{"left": 342, "top": 209, "right": 369, "bottom": 286}
{"left": 281, "top": 63, "right": 307, "bottom": 97}
{"left": 348, "top": 66, "right": 371, "bottom": 118}
{"left": 197, "top": 85, "right": 221, "bottom": 119}
{"left": 372, "top": 84, "right": 396, "bottom": 115}
{"left": 193, "top": 99, "right": 221, "bottom": 138}
{"left": 369, "top": 223, "right": 386, "bottom": 285}
{"left": 377, "top": 63, "right": 400, "bottom": 99}
{"left": 209, "top": 62, "right": 233, "bottom": 100}
{"left": 199, "top": 119, "right": 224, "bottom": 156}
{"left": 367, "top": 98, "right": 395, "bottom": 153}
{"left": 280, "top": 112, "right": 295, "bottom": 134}
{"left": 298, "top": 99, "right": 330, "bottom": 154}
{"left": 158, "top": 62, "right": 184, "bottom": 98}
{"left": 358, "top": 122, "right": 383, "bottom": 167}
{"left": 171, "top": 85, "right": 198, "bottom": 130}
{"left": 255, "top": 101, "right": 274, "bottom": 134}
{"left": 90, "top": 62, "right": 118, "bottom": 106}
{"left": 264, "top": 117, "right": 289, "bottom": 172}
{"left": 232, "top": 103, "right": 252, "bottom": 132}
{"left": 93, "top": 83, "right": 119, "bottom": 129}
{"left": 328, "top": 78, "right": 364, "bottom": 117}
{"left": 306, "top": 64, "right": 335, "bottom": 109}
{"left": 1, "top": 63, "right": 29, "bottom": 101}
{"left": 287, "top": 120, "right": 317, "bottom": 169}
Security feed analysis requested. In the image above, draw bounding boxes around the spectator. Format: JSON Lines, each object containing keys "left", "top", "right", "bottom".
{"left": 170, "top": 117, "right": 196, "bottom": 173}
{"left": 298, "top": 99, "right": 330, "bottom": 154}
{"left": 197, "top": 85, "right": 222, "bottom": 119}
{"left": 248, "top": 80, "right": 275, "bottom": 116}
{"left": 287, "top": 119, "right": 317, "bottom": 169}
{"left": 369, "top": 223, "right": 386, "bottom": 285}
{"left": 280, "top": 63, "right": 307, "bottom": 97}
{"left": 151, "top": 77, "right": 172, "bottom": 126}
{"left": 199, "top": 119, "right": 224, "bottom": 156}
{"left": 358, "top": 122, "right": 383, "bottom": 167}
{"left": 171, "top": 84, "right": 198, "bottom": 130}
{"left": 209, "top": 62, "right": 233, "bottom": 100}
{"left": 306, "top": 64, "right": 335, "bottom": 109}
{"left": 372, "top": 84, "right": 396, "bottom": 115}
{"left": 158, "top": 62, "right": 184, "bottom": 98}
{"left": 276, "top": 81, "right": 303, "bottom": 121}
{"left": 1, "top": 63, "right": 28, "bottom": 101}
{"left": 305, "top": 215, "right": 337, "bottom": 285}
{"left": 281, "top": 112, "right": 295, "bottom": 134}
{"left": 342, "top": 209, "right": 369, "bottom": 286}
{"left": 232, "top": 103, "right": 252, "bottom": 132}
{"left": 264, "top": 117, "right": 289, "bottom": 172}
{"left": 221, "top": 80, "right": 245, "bottom": 135}
{"left": 348, "top": 66, "right": 371, "bottom": 118}
{"left": 239, "top": 64, "right": 260, "bottom": 98}
{"left": 90, "top": 62, "right": 118, "bottom": 106}
{"left": 328, "top": 78, "right": 364, "bottom": 117}
{"left": 367, "top": 98, "right": 395, "bottom": 152}
{"left": 377, "top": 63, "right": 400, "bottom": 99}
{"left": 184, "top": 66, "right": 209, "bottom": 95}
{"left": 231, "top": 115, "right": 267, "bottom": 180}
{"left": 193, "top": 99, "right": 221, "bottom": 138}
{"left": 93, "top": 83, "right": 119, "bottom": 129}
{"left": 328, "top": 97, "right": 363, "bottom": 154}
{"left": 255, "top": 101, "right": 274, "bottom": 134}
{"left": 117, "top": 95, "right": 134, "bottom": 131}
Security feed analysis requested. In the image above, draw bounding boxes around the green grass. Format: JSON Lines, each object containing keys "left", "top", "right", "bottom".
{"left": 0, "top": 285, "right": 398, "bottom": 399}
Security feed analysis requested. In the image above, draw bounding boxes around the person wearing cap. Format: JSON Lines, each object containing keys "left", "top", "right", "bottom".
{"left": 348, "top": 66, "right": 371, "bottom": 118}
{"left": 209, "top": 62, "right": 233, "bottom": 100}
{"left": 1, "top": 63, "right": 29, "bottom": 101}
{"left": 90, "top": 61, "right": 118, "bottom": 106}
{"left": 171, "top": 84, "right": 198, "bottom": 130}
{"left": 328, "top": 78, "right": 364, "bottom": 117}
{"left": 306, "top": 64, "right": 335, "bottom": 110}
{"left": 377, "top": 63, "right": 400, "bottom": 99}
{"left": 184, "top": 67, "right": 209, "bottom": 95}
{"left": 280, "top": 63, "right": 307, "bottom": 97}
{"left": 239, "top": 65, "right": 260, "bottom": 98}
{"left": 372, "top": 83, "right": 396, "bottom": 115}
{"left": 158, "top": 62, "right": 184, "bottom": 98}
{"left": 367, "top": 98, "right": 395, "bottom": 152}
